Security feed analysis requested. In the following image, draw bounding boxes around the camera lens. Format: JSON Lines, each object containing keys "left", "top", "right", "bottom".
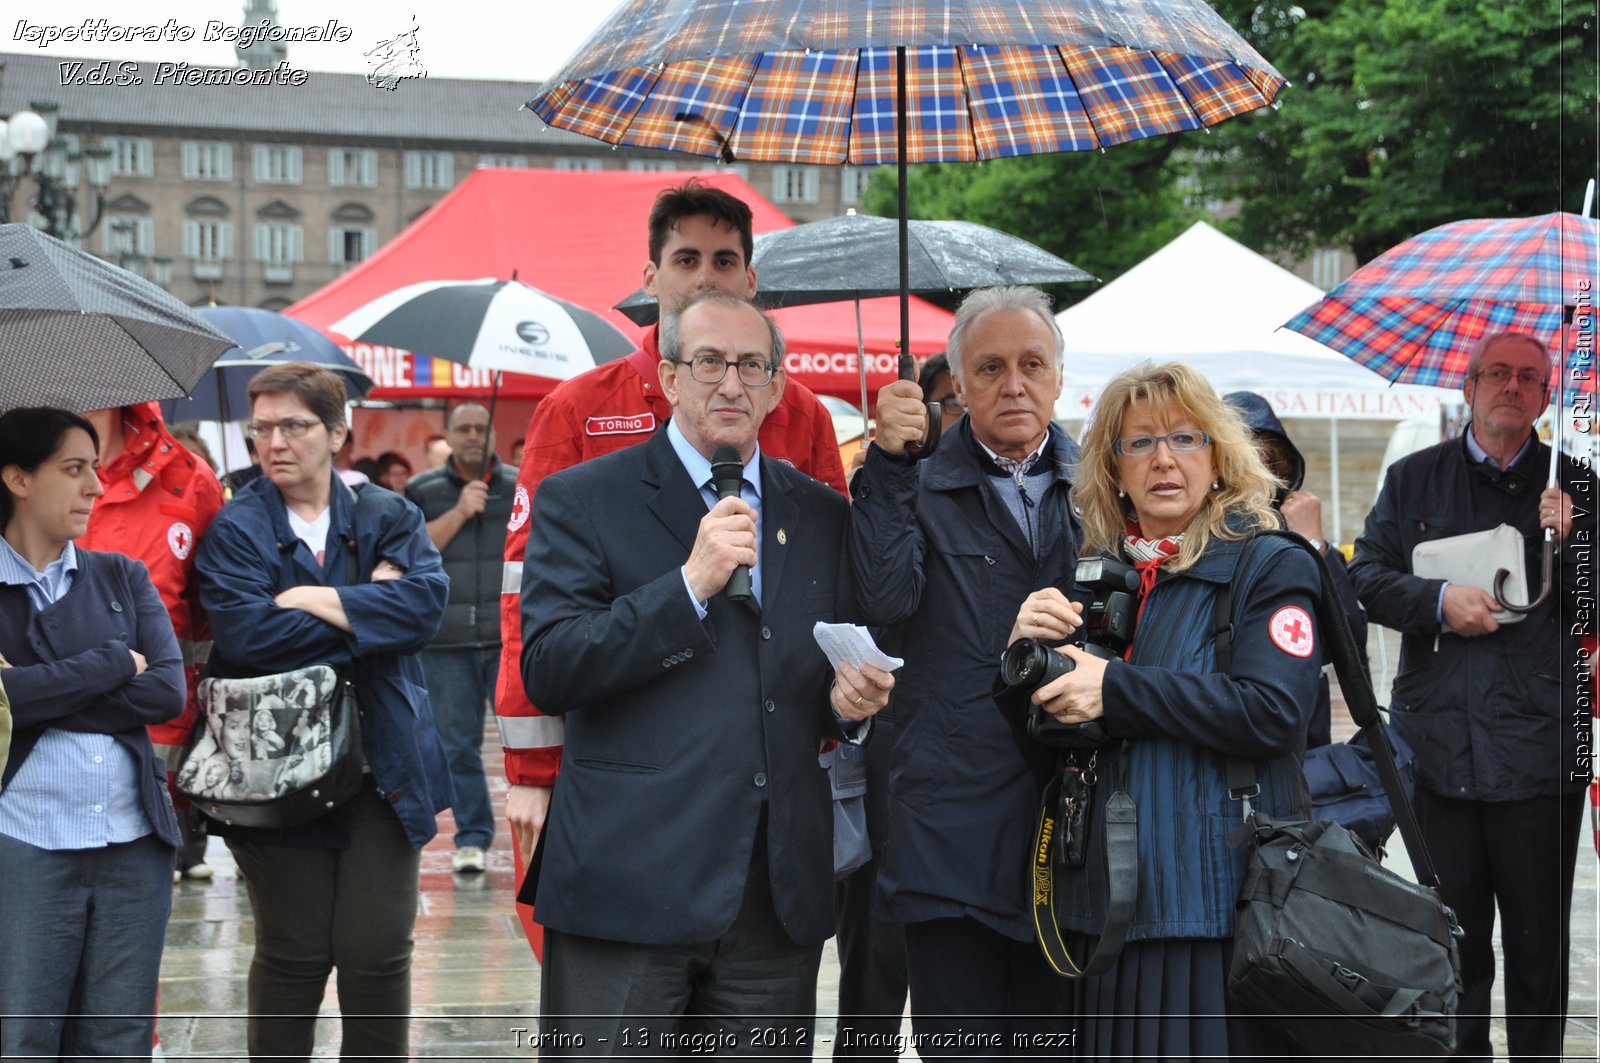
{"left": 999, "top": 638, "right": 1076, "bottom": 692}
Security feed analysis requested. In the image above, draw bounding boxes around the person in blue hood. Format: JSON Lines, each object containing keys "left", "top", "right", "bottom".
{"left": 1224, "top": 391, "right": 1367, "bottom": 747}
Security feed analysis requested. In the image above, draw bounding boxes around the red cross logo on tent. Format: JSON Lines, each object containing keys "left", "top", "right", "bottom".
{"left": 1268, "top": 605, "right": 1314, "bottom": 658}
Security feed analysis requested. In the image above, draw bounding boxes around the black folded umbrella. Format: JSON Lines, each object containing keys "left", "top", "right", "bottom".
{"left": 0, "top": 224, "right": 234, "bottom": 413}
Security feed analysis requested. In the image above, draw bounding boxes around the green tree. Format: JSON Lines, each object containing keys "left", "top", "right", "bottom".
{"left": 860, "top": 137, "right": 1198, "bottom": 310}
{"left": 1205, "top": 0, "right": 1597, "bottom": 263}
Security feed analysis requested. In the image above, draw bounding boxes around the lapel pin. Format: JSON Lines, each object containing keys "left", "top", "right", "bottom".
{"left": 777, "top": 528, "right": 788, "bottom": 546}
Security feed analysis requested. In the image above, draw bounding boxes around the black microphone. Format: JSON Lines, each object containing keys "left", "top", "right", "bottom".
{"left": 710, "top": 445, "right": 752, "bottom": 602}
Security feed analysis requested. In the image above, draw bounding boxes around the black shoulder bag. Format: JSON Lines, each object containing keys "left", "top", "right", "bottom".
{"left": 1218, "top": 530, "right": 1462, "bottom": 1057}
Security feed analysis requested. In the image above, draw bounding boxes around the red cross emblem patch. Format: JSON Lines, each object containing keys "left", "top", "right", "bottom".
{"left": 1268, "top": 606, "right": 1314, "bottom": 658}
{"left": 508, "top": 483, "right": 531, "bottom": 533}
{"left": 167, "top": 521, "right": 194, "bottom": 561}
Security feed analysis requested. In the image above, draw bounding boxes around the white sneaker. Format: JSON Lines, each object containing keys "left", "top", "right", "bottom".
{"left": 451, "top": 846, "right": 487, "bottom": 873}
{"left": 184, "top": 862, "right": 215, "bottom": 881}
{"left": 172, "top": 868, "right": 182, "bottom": 885}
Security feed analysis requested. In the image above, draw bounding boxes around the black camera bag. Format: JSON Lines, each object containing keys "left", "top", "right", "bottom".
{"left": 1220, "top": 531, "right": 1460, "bottom": 1056}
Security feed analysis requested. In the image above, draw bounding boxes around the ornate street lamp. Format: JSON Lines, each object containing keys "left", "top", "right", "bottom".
{"left": 0, "top": 98, "right": 111, "bottom": 241}
{"left": 107, "top": 217, "right": 173, "bottom": 289}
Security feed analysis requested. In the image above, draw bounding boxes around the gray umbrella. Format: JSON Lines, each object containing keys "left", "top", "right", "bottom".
{"left": 0, "top": 224, "right": 235, "bottom": 413}
{"left": 615, "top": 212, "right": 1096, "bottom": 325}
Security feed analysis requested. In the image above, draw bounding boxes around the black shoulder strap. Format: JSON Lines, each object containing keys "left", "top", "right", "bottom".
{"left": 1221, "top": 529, "right": 1439, "bottom": 887}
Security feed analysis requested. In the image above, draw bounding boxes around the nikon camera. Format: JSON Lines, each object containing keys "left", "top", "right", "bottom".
{"left": 995, "top": 555, "right": 1140, "bottom": 749}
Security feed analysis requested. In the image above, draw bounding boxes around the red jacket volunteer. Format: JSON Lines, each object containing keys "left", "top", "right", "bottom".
{"left": 79, "top": 403, "right": 225, "bottom": 773}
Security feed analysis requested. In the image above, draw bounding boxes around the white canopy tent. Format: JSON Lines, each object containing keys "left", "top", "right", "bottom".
{"left": 1053, "top": 221, "right": 1455, "bottom": 542}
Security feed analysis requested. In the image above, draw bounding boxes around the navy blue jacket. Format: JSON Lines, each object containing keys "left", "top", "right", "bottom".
{"left": 520, "top": 430, "right": 853, "bottom": 946}
{"left": 195, "top": 476, "right": 453, "bottom": 848}
{"left": 1350, "top": 435, "right": 1592, "bottom": 799}
{"left": 0, "top": 549, "right": 185, "bottom": 846}
{"left": 1055, "top": 530, "right": 1321, "bottom": 940}
{"left": 849, "top": 418, "right": 1081, "bottom": 942}
{"left": 1223, "top": 390, "right": 1368, "bottom": 746}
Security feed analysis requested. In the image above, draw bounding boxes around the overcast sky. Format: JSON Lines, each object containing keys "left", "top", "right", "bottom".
{"left": 4, "top": 0, "right": 617, "bottom": 83}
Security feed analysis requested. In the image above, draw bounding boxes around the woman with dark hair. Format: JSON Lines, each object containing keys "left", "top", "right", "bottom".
{"left": 0, "top": 406, "right": 186, "bottom": 1061}
{"left": 194, "top": 362, "right": 450, "bottom": 1062}
{"left": 1011, "top": 361, "right": 1322, "bottom": 1059}
{"left": 375, "top": 450, "right": 413, "bottom": 492}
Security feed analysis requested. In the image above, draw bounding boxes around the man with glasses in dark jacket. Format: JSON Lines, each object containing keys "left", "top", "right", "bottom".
{"left": 1350, "top": 331, "right": 1591, "bottom": 1062}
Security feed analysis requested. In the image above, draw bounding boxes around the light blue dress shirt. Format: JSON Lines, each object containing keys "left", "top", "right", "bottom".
{"left": 667, "top": 419, "right": 763, "bottom": 614}
{"left": 0, "top": 536, "right": 151, "bottom": 850}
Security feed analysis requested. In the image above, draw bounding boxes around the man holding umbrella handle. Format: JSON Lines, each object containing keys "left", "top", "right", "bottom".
{"left": 1349, "top": 330, "right": 1590, "bottom": 1063}
{"left": 897, "top": 353, "right": 942, "bottom": 459}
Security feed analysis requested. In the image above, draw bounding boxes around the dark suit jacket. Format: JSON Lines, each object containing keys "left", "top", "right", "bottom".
{"left": 519, "top": 428, "right": 850, "bottom": 947}
{"left": 0, "top": 549, "right": 185, "bottom": 846}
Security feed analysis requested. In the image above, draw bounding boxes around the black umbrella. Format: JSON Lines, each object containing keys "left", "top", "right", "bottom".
{"left": 615, "top": 212, "right": 1095, "bottom": 323}
{"left": 160, "top": 306, "right": 376, "bottom": 424}
{"left": 616, "top": 212, "right": 1096, "bottom": 433}
{"left": 0, "top": 224, "right": 235, "bottom": 413}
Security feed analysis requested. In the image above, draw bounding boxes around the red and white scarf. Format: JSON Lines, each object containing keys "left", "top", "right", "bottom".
{"left": 1122, "top": 523, "right": 1183, "bottom": 660}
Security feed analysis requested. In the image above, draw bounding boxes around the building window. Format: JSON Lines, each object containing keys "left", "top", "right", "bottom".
{"left": 477, "top": 154, "right": 528, "bottom": 169}
{"left": 252, "top": 145, "right": 302, "bottom": 184}
{"left": 183, "top": 221, "right": 233, "bottom": 261}
{"left": 841, "top": 166, "right": 872, "bottom": 206}
{"left": 1311, "top": 249, "right": 1349, "bottom": 291}
{"left": 329, "top": 148, "right": 377, "bottom": 187}
{"left": 182, "top": 142, "right": 234, "bottom": 182}
{"left": 552, "top": 157, "right": 603, "bottom": 172}
{"left": 771, "top": 165, "right": 819, "bottom": 204}
{"left": 329, "top": 226, "right": 376, "bottom": 265}
{"left": 102, "top": 216, "right": 154, "bottom": 255}
{"left": 101, "top": 137, "right": 153, "bottom": 178}
{"left": 699, "top": 162, "right": 750, "bottom": 182}
{"left": 253, "top": 223, "right": 304, "bottom": 264}
{"left": 625, "top": 160, "right": 677, "bottom": 173}
{"left": 404, "top": 151, "right": 453, "bottom": 190}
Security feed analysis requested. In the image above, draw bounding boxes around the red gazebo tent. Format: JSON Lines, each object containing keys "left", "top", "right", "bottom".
{"left": 286, "top": 168, "right": 955, "bottom": 403}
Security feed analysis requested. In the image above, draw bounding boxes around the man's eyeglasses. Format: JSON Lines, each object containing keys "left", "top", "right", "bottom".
{"left": 246, "top": 418, "right": 323, "bottom": 441}
{"left": 1472, "top": 365, "right": 1547, "bottom": 390}
{"left": 934, "top": 395, "right": 962, "bottom": 414}
{"left": 1113, "top": 430, "right": 1211, "bottom": 458}
{"left": 675, "top": 354, "right": 778, "bottom": 388}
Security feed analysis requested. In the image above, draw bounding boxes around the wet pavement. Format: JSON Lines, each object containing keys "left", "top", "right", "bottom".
{"left": 156, "top": 692, "right": 1599, "bottom": 1061}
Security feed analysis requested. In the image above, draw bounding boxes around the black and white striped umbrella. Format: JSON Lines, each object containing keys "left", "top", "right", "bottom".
{"left": 330, "top": 277, "right": 634, "bottom": 381}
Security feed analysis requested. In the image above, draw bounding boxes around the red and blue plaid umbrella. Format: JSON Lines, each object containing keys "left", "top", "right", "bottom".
{"left": 1285, "top": 211, "right": 1599, "bottom": 394}
{"left": 528, "top": 0, "right": 1284, "bottom": 164}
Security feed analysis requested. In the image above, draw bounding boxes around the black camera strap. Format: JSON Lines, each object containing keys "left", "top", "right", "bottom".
{"left": 1215, "top": 530, "right": 1439, "bottom": 888}
{"left": 1031, "top": 741, "right": 1138, "bottom": 978}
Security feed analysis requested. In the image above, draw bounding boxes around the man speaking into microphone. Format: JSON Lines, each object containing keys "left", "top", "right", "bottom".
{"left": 520, "top": 290, "right": 894, "bottom": 1053}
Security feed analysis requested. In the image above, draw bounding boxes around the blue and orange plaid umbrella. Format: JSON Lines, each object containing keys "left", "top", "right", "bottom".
{"left": 528, "top": 0, "right": 1284, "bottom": 165}
{"left": 1285, "top": 211, "right": 1599, "bottom": 393}
{"left": 528, "top": 0, "right": 1284, "bottom": 456}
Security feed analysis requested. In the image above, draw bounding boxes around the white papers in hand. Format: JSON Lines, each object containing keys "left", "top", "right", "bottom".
{"left": 812, "top": 622, "right": 905, "bottom": 673}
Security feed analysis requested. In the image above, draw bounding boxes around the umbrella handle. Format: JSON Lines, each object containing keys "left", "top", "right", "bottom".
{"left": 898, "top": 353, "right": 942, "bottom": 460}
{"left": 1493, "top": 534, "right": 1554, "bottom": 614}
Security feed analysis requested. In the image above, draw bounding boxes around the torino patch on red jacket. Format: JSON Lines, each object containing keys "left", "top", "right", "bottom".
{"left": 493, "top": 332, "right": 847, "bottom": 788}
{"left": 78, "top": 403, "right": 225, "bottom": 777}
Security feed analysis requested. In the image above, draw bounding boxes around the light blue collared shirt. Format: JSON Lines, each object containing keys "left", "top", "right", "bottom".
{"left": 0, "top": 536, "right": 151, "bottom": 850}
{"left": 667, "top": 419, "right": 763, "bottom": 615}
